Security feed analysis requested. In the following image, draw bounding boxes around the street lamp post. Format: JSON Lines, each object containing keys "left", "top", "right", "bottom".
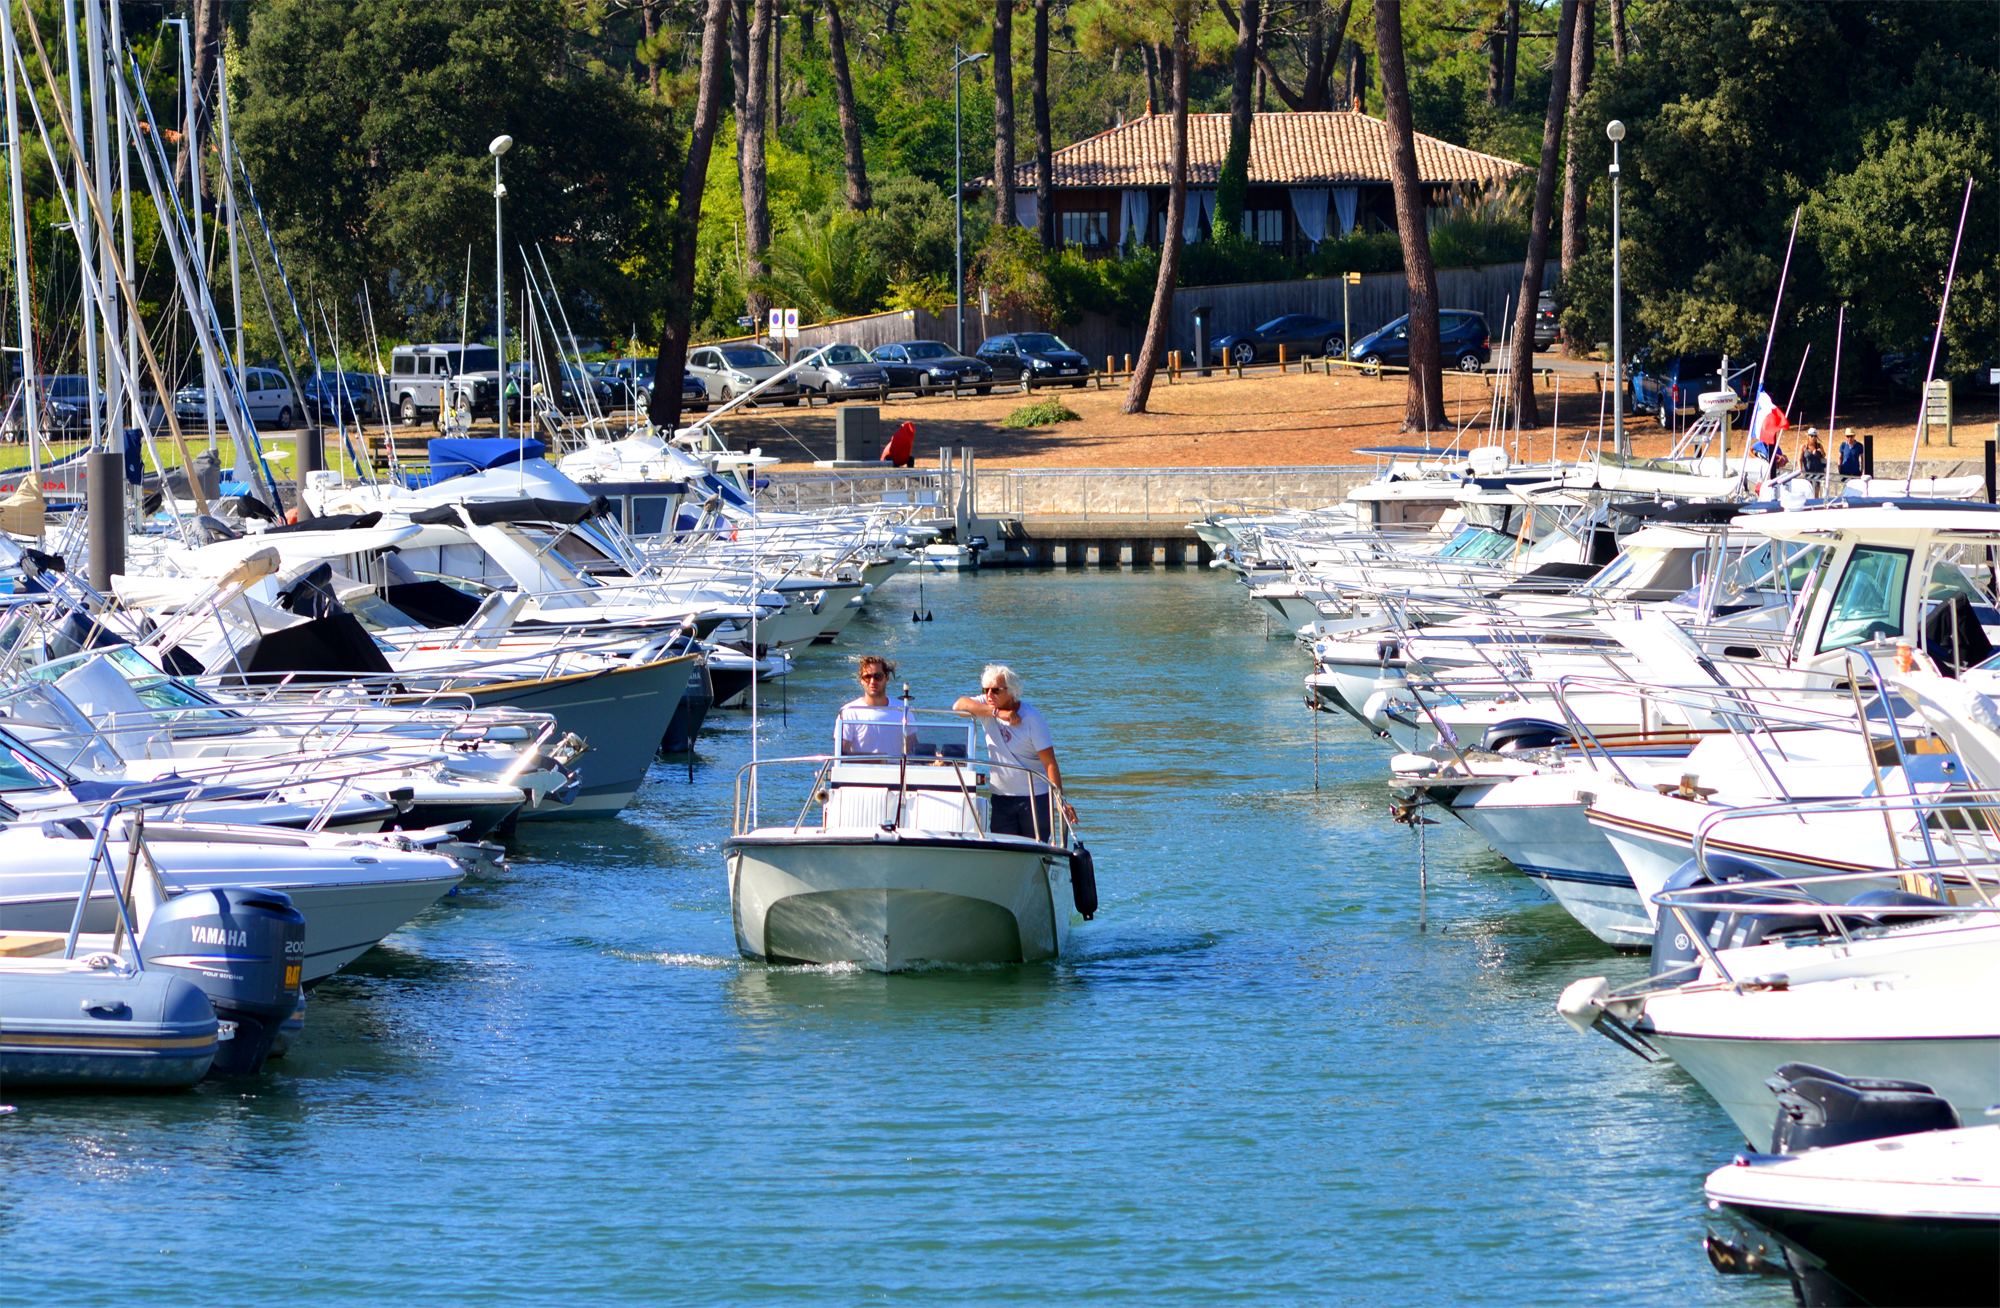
{"left": 952, "top": 46, "right": 988, "bottom": 355}
{"left": 490, "top": 134, "right": 513, "bottom": 446}
{"left": 1607, "top": 119, "right": 1626, "bottom": 456}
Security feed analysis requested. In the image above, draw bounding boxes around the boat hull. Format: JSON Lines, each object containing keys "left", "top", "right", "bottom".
{"left": 726, "top": 831, "right": 1072, "bottom": 970}
{"left": 1649, "top": 1030, "right": 2000, "bottom": 1147}
{"left": 1453, "top": 796, "right": 1649, "bottom": 946}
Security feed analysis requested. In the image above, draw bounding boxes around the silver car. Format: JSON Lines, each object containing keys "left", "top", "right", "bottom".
{"left": 686, "top": 344, "right": 800, "bottom": 407}
{"left": 792, "top": 343, "right": 890, "bottom": 399}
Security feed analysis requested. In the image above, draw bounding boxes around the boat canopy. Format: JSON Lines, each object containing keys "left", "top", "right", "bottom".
{"left": 408, "top": 496, "right": 614, "bottom": 527}
{"left": 428, "top": 438, "right": 549, "bottom": 483}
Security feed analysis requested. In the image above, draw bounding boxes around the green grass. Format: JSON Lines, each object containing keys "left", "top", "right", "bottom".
{"left": 1002, "top": 398, "right": 1082, "bottom": 429}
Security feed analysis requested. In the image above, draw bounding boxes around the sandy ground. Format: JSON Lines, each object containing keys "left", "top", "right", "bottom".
{"left": 706, "top": 363, "right": 1991, "bottom": 471}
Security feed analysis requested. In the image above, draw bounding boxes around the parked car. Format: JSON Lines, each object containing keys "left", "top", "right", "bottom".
{"left": 600, "top": 357, "right": 657, "bottom": 409}
{"left": 975, "top": 333, "right": 1093, "bottom": 387}
{"left": 23, "top": 375, "right": 96, "bottom": 435}
{"left": 1348, "top": 311, "right": 1491, "bottom": 375}
{"left": 503, "top": 361, "right": 596, "bottom": 413}
{"left": 869, "top": 340, "right": 993, "bottom": 396}
{"left": 389, "top": 342, "right": 501, "bottom": 423}
{"left": 686, "top": 343, "right": 800, "bottom": 406}
{"left": 300, "top": 370, "right": 383, "bottom": 424}
{"left": 1533, "top": 291, "right": 1559, "bottom": 350}
{"left": 793, "top": 343, "right": 892, "bottom": 399}
{"left": 1627, "top": 351, "right": 1726, "bottom": 424}
{"left": 681, "top": 371, "right": 709, "bottom": 413}
{"left": 175, "top": 366, "right": 304, "bottom": 428}
{"left": 1207, "top": 314, "right": 1350, "bottom": 367}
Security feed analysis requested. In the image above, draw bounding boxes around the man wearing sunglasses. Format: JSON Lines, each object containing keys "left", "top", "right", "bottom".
{"left": 838, "top": 655, "right": 912, "bottom": 757}
{"left": 952, "top": 664, "right": 1075, "bottom": 842}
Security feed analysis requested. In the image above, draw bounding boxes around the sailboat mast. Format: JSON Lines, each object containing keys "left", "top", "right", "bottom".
{"left": 63, "top": 0, "right": 102, "bottom": 450}
{"left": 3, "top": 0, "right": 41, "bottom": 486}
{"left": 217, "top": 43, "right": 240, "bottom": 373}
{"left": 110, "top": 0, "right": 135, "bottom": 436}
{"left": 86, "top": 0, "right": 118, "bottom": 446}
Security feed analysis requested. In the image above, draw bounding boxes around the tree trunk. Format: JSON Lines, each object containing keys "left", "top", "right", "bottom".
{"left": 1507, "top": 0, "right": 1578, "bottom": 425}
{"left": 642, "top": 1, "right": 661, "bottom": 98}
{"left": 1610, "top": 0, "right": 1626, "bottom": 60}
{"left": 1374, "top": 0, "right": 1445, "bottom": 432}
{"left": 1303, "top": 4, "right": 1325, "bottom": 110}
{"left": 1346, "top": 39, "right": 1367, "bottom": 109}
{"left": 1559, "top": 0, "right": 1593, "bottom": 319}
{"left": 993, "top": 0, "right": 1017, "bottom": 227}
{"left": 1125, "top": 18, "right": 1190, "bottom": 416}
{"left": 1256, "top": 64, "right": 1266, "bottom": 111}
{"left": 741, "top": 0, "right": 774, "bottom": 326}
{"left": 825, "top": 0, "right": 871, "bottom": 210}
{"left": 650, "top": 0, "right": 734, "bottom": 433}
{"left": 1485, "top": 22, "right": 1503, "bottom": 107}
{"left": 772, "top": 1, "right": 784, "bottom": 130}
{"left": 730, "top": 0, "right": 750, "bottom": 131}
{"left": 1033, "top": 0, "right": 1054, "bottom": 250}
{"left": 1140, "top": 40, "right": 1159, "bottom": 111}
{"left": 176, "top": 0, "right": 225, "bottom": 193}
{"left": 1215, "top": 0, "right": 1259, "bottom": 241}
{"left": 1501, "top": 0, "right": 1520, "bottom": 106}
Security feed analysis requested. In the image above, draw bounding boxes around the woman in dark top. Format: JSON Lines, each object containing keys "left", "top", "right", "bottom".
{"left": 1799, "top": 430, "right": 1827, "bottom": 476}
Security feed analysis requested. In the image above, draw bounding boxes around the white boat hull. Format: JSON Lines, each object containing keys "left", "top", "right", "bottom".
{"left": 1453, "top": 796, "right": 1650, "bottom": 946}
{"left": 726, "top": 830, "right": 1072, "bottom": 970}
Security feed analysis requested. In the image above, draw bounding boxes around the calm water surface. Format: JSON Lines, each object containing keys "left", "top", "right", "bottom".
{"left": 1, "top": 569, "right": 1789, "bottom": 1305}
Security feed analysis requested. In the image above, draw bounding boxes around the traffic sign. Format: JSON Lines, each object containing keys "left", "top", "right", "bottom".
{"left": 769, "top": 309, "right": 783, "bottom": 337}
{"left": 737, "top": 315, "right": 754, "bottom": 327}
{"left": 783, "top": 308, "right": 799, "bottom": 339}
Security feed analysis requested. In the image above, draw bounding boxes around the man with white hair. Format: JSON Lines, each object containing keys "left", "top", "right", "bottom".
{"left": 952, "top": 663, "right": 1075, "bottom": 842}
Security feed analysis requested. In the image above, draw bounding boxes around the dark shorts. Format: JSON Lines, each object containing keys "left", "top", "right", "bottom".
{"left": 989, "top": 792, "right": 1056, "bottom": 842}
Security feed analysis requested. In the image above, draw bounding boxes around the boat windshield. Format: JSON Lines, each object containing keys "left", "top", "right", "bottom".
{"left": 1819, "top": 545, "right": 1912, "bottom": 652}
{"left": 1689, "top": 541, "right": 1823, "bottom": 610}
{"left": 1434, "top": 526, "right": 1516, "bottom": 562}
{"left": 834, "top": 709, "right": 973, "bottom": 761}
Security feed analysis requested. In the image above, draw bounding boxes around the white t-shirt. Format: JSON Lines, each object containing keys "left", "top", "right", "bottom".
{"left": 981, "top": 703, "right": 1054, "bottom": 795}
{"left": 837, "top": 698, "right": 910, "bottom": 758}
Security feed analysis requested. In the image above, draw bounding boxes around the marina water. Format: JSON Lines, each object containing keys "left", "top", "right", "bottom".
{"left": 2, "top": 569, "right": 1788, "bottom": 1305}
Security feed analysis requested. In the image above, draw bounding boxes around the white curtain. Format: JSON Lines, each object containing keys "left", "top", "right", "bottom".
{"left": 1118, "top": 189, "right": 1151, "bottom": 247}
{"left": 1331, "top": 187, "right": 1359, "bottom": 237}
{"left": 1289, "top": 187, "right": 1330, "bottom": 249}
{"left": 1014, "top": 193, "right": 1038, "bottom": 230}
{"left": 1182, "top": 189, "right": 1217, "bottom": 243}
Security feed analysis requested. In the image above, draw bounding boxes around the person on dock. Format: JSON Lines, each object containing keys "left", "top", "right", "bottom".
{"left": 1838, "top": 430, "right": 1866, "bottom": 479}
{"left": 838, "top": 655, "right": 912, "bottom": 758}
{"left": 953, "top": 664, "right": 1076, "bottom": 842}
{"left": 1799, "top": 430, "right": 1827, "bottom": 486}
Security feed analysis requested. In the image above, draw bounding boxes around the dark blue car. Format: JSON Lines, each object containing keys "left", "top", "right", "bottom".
{"left": 1348, "top": 311, "right": 1491, "bottom": 375}
{"left": 1627, "top": 352, "right": 1724, "bottom": 425}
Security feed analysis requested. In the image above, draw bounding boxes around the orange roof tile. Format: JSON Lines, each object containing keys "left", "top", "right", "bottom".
{"left": 971, "top": 111, "right": 1527, "bottom": 190}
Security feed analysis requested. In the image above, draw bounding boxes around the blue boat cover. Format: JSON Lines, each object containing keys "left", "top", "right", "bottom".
{"left": 429, "top": 437, "right": 548, "bottom": 483}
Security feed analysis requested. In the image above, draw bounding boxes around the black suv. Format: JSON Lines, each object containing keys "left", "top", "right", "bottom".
{"left": 975, "top": 333, "right": 1093, "bottom": 387}
{"left": 1348, "top": 311, "right": 1491, "bottom": 375}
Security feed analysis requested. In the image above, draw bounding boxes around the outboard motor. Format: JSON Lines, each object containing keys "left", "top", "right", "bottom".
{"left": 140, "top": 887, "right": 306, "bottom": 1077}
{"left": 1766, "top": 1063, "right": 1959, "bottom": 1154}
{"left": 1479, "top": 718, "right": 1574, "bottom": 753}
{"left": 1650, "top": 855, "right": 1823, "bottom": 978}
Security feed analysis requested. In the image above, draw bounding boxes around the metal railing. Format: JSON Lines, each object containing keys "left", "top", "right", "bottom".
{"left": 732, "top": 751, "right": 1072, "bottom": 849}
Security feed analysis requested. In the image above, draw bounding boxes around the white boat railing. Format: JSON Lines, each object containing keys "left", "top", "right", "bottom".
{"left": 732, "top": 750, "right": 1071, "bottom": 849}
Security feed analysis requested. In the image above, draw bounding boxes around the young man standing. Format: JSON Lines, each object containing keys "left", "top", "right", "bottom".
{"left": 838, "top": 655, "right": 910, "bottom": 757}
{"left": 952, "top": 664, "right": 1076, "bottom": 842}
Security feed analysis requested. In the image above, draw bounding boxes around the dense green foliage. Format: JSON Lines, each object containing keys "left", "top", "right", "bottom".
{"left": 0, "top": 0, "right": 1986, "bottom": 399}
{"left": 1003, "top": 396, "right": 1081, "bottom": 426}
{"left": 1557, "top": 0, "right": 1997, "bottom": 384}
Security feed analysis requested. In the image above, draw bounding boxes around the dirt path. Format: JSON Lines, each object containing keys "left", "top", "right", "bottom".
{"left": 708, "top": 366, "right": 1978, "bottom": 470}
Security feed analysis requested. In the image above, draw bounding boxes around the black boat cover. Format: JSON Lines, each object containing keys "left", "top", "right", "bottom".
{"left": 408, "top": 496, "right": 612, "bottom": 527}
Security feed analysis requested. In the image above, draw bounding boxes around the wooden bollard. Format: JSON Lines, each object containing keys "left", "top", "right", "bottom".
{"left": 1105, "top": 356, "right": 1114, "bottom": 379}
{"left": 1169, "top": 350, "right": 1180, "bottom": 380}
{"left": 1278, "top": 344, "right": 1287, "bottom": 372}
{"left": 1123, "top": 354, "right": 1132, "bottom": 377}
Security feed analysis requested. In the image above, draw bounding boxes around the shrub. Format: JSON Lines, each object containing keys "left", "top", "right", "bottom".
{"left": 1002, "top": 398, "right": 1081, "bottom": 428}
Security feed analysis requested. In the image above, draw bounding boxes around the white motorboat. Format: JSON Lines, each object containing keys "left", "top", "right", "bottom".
{"left": 1707, "top": 1125, "right": 2000, "bottom": 1308}
{"left": 724, "top": 707, "right": 1081, "bottom": 970}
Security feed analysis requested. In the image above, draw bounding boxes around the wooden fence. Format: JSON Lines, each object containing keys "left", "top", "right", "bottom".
{"left": 731, "top": 260, "right": 1560, "bottom": 366}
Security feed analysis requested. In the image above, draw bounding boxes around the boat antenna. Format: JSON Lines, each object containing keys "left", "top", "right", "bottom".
{"left": 890, "top": 682, "right": 913, "bottom": 831}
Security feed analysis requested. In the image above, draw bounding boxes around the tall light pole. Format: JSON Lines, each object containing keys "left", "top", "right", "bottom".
{"left": 490, "top": 134, "right": 513, "bottom": 446}
{"left": 1607, "top": 119, "right": 1626, "bottom": 456}
{"left": 952, "top": 46, "right": 988, "bottom": 354}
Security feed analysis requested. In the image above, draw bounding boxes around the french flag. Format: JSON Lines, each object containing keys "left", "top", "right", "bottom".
{"left": 1746, "top": 389, "right": 1789, "bottom": 454}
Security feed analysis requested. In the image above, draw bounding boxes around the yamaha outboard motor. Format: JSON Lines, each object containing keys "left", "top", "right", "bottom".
{"left": 140, "top": 887, "right": 306, "bottom": 1077}
{"left": 1649, "top": 855, "right": 1824, "bottom": 978}
{"left": 1766, "top": 1063, "right": 1959, "bottom": 1154}
{"left": 1479, "top": 718, "right": 1574, "bottom": 753}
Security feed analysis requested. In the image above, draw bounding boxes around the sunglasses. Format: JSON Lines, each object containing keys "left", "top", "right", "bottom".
{"left": 981, "top": 685, "right": 1006, "bottom": 695}
{"left": 859, "top": 672, "right": 886, "bottom": 681}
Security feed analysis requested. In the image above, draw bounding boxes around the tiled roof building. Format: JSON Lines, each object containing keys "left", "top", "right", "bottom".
{"left": 967, "top": 110, "right": 1528, "bottom": 255}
